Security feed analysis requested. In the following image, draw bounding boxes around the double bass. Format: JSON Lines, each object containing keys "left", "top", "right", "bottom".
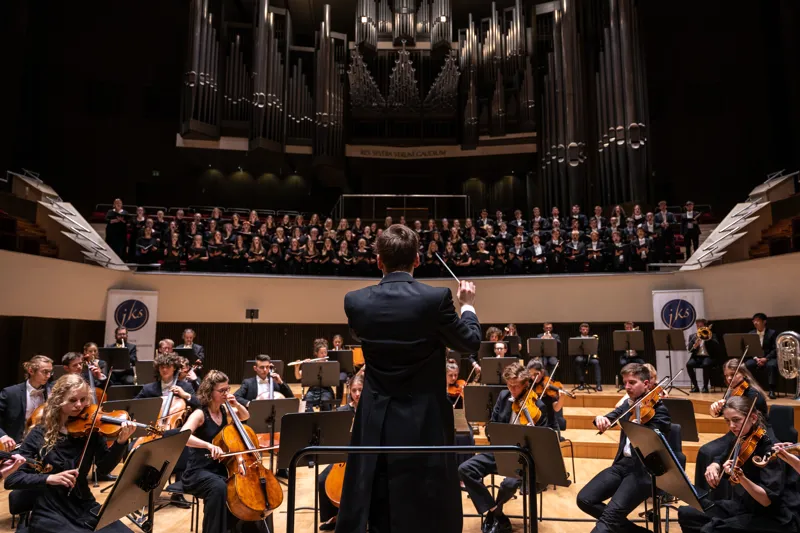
{"left": 212, "top": 399, "right": 283, "bottom": 521}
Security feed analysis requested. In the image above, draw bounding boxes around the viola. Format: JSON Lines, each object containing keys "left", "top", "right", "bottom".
{"left": 212, "top": 400, "right": 283, "bottom": 521}
{"left": 66, "top": 404, "right": 161, "bottom": 439}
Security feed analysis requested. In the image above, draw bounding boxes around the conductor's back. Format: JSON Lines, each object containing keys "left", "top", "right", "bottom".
{"left": 336, "top": 224, "right": 481, "bottom": 533}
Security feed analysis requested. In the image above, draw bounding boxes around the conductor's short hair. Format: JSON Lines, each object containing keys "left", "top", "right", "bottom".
{"left": 376, "top": 224, "right": 419, "bottom": 272}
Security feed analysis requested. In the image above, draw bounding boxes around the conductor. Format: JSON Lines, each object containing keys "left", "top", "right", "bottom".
{"left": 335, "top": 224, "right": 482, "bottom": 533}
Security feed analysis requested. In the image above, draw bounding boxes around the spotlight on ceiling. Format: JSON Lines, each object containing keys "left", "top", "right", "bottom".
{"left": 439, "top": 15, "right": 447, "bottom": 23}
{"left": 360, "top": 16, "right": 368, "bottom": 23}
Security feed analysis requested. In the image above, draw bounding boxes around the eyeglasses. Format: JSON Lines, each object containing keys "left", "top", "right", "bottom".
{"left": 214, "top": 388, "right": 231, "bottom": 395}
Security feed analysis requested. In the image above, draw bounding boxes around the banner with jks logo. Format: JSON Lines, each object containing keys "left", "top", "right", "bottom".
{"left": 105, "top": 290, "right": 159, "bottom": 360}
{"left": 651, "top": 289, "right": 706, "bottom": 387}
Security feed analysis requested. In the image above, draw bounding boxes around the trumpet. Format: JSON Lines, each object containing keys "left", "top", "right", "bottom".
{"left": 697, "top": 325, "right": 713, "bottom": 341}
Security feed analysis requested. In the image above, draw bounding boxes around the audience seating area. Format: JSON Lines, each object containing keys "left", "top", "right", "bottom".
{"left": 96, "top": 200, "right": 716, "bottom": 277}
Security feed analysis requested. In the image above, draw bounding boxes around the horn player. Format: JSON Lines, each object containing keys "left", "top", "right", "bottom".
{"left": 687, "top": 318, "right": 719, "bottom": 393}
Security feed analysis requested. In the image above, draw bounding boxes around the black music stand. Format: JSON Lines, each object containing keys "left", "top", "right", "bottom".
{"left": 526, "top": 338, "right": 558, "bottom": 367}
{"left": 723, "top": 333, "right": 763, "bottom": 362}
{"left": 134, "top": 361, "right": 152, "bottom": 385}
{"left": 504, "top": 335, "right": 522, "bottom": 357}
{"left": 300, "top": 361, "right": 341, "bottom": 411}
{"left": 653, "top": 329, "right": 690, "bottom": 396}
{"left": 481, "top": 357, "right": 517, "bottom": 385}
{"left": 52, "top": 366, "right": 67, "bottom": 380}
{"left": 613, "top": 330, "right": 645, "bottom": 390}
{"left": 278, "top": 411, "right": 354, "bottom": 533}
{"left": 173, "top": 347, "right": 201, "bottom": 365}
{"left": 100, "top": 347, "right": 133, "bottom": 384}
{"left": 661, "top": 398, "right": 699, "bottom": 442}
{"left": 568, "top": 337, "right": 599, "bottom": 393}
{"left": 247, "top": 398, "right": 301, "bottom": 471}
{"left": 106, "top": 385, "right": 144, "bottom": 402}
{"left": 459, "top": 357, "right": 476, "bottom": 381}
{"left": 464, "top": 385, "right": 507, "bottom": 426}
{"left": 246, "top": 359, "right": 286, "bottom": 379}
{"left": 328, "top": 350, "right": 354, "bottom": 400}
{"left": 479, "top": 341, "right": 509, "bottom": 359}
{"left": 93, "top": 430, "right": 191, "bottom": 532}
{"left": 620, "top": 420, "right": 706, "bottom": 533}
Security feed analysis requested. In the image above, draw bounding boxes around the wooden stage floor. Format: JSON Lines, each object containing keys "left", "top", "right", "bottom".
{"left": 4, "top": 386, "right": 796, "bottom": 532}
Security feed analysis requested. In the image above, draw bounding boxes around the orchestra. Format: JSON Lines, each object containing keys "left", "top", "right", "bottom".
{"left": 4, "top": 313, "right": 800, "bottom": 533}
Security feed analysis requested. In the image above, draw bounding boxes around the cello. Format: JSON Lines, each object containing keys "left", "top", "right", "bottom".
{"left": 212, "top": 399, "right": 283, "bottom": 521}
{"left": 131, "top": 374, "right": 189, "bottom": 450}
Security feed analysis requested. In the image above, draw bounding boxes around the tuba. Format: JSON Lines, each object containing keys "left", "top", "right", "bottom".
{"left": 777, "top": 331, "right": 800, "bottom": 398}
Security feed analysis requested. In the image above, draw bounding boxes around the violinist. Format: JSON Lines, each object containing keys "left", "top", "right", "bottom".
{"left": 234, "top": 354, "right": 293, "bottom": 407}
{"left": 446, "top": 358, "right": 466, "bottom": 408}
{"left": 615, "top": 363, "right": 662, "bottom": 408}
{"left": 458, "top": 363, "right": 548, "bottom": 533}
{"left": 574, "top": 323, "right": 602, "bottom": 391}
{"left": 0, "top": 355, "right": 53, "bottom": 451}
{"left": 577, "top": 363, "right": 671, "bottom": 533}
{"left": 180, "top": 370, "right": 253, "bottom": 533}
{"left": 294, "top": 339, "right": 335, "bottom": 412}
{"left": 0, "top": 453, "right": 26, "bottom": 481}
{"left": 317, "top": 372, "right": 364, "bottom": 531}
{"left": 134, "top": 353, "right": 199, "bottom": 409}
{"left": 678, "top": 396, "right": 796, "bottom": 533}
{"left": 4, "top": 374, "right": 136, "bottom": 533}
{"left": 527, "top": 360, "right": 566, "bottom": 435}
{"left": 694, "top": 358, "right": 769, "bottom": 496}
{"left": 106, "top": 326, "right": 137, "bottom": 385}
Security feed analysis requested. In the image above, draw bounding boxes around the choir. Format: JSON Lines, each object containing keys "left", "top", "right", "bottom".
{"left": 104, "top": 200, "right": 703, "bottom": 275}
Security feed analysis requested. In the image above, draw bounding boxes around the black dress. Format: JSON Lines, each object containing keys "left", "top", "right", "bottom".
{"left": 4, "top": 425, "right": 129, "bottom": 533}
{"left": 181, "top": 407, "right": 235, "bottom": 533}
{"left": 104, "top": 209, "right": 128, "bottom": 260}
{"left": 352, "top": 249, "right": 372, "bottom": 277}
{"left": 187, "top": 246, "right": 208, "bottom": 272}
{"left": 163, "top": 242, "right": 183, "bottom": 272}
{"left": 678, "top": 431, "right": 797, "bottom": 533}
{"left": 319, "top": 249, "right": 336, "bottom": 276}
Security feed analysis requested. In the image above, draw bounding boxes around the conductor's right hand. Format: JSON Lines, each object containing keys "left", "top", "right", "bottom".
{"left": 705, "top": 463, "right": 722, "bottom": 489}
{"left": 207, "top": 444, "right": 224, "bottom": 460}
{"left": 457, "top": 280, "right": 476, "bottom": 307}
{"left": 47, "top": 469, "right": 79, "bottom": 489}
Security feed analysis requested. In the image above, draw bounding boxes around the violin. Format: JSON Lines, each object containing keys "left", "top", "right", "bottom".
{"left": 66, "top": 404, "right": 162, "bottom": 439}
{"left": 727, "top": 380, "right": 749, "bottom": 399}
{"left": 447, "top": 379, "right": 466, "bottom": 397}
{"left": 753, "top": 442, "right": 800, "bottom": 467}
{"left": 511, "top": 374, "right": 543, "bottom": 426}
{"left": 727, "top": 425, "right": 766, "bottom": 483}
{"left": 598, "top": 372, "right": 681, "bottom": 434}
{"left": 534, "top": 380, "right": 576, "bottom": 400}
{"left": 0, "top": 447, "right": 52, "bottom": 473}
{"left": 212, "top": 400, "right": 283, "bottom": 521}
{"left": 712, "top": 348, "right": 750, "bottom": 418}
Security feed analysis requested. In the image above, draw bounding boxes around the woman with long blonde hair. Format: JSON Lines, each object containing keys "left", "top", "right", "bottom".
{"left": 4, "top": 374, "right": 135, "bottom": 532}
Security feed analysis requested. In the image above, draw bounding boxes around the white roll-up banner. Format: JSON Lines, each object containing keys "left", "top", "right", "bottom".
{"left": 652, "top": 289, "right": 706, "bottom": 387}
{"left": 105, "top": 289, "right": 159, "bottom": 361}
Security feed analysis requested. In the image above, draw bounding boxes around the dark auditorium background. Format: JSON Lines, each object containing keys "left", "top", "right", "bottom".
{"left": 3, "top": 1, "right": 799, "bottom": 217}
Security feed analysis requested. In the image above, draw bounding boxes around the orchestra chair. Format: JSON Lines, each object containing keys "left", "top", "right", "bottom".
{"left": 768, "top": 405, "right": 798, "bottom": 443}
{"left": 642, "top": 423, "right": 685, "bottom": 530}
{"left": 9, "top": 489, "right": 36, "bottom": 529}
{"left": 163, "top": 476, "right": 201, "bottom": 532}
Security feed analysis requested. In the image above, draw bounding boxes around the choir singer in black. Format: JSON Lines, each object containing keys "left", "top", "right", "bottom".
{"left": 335, "top": 224, "right": 481, "bottom": 533}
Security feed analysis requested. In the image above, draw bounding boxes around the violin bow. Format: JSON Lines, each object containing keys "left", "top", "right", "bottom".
{"left": 720, "top": 346, "right": 750, "bottom": 402}
{"left": 453, "top": 365, "right": 477, "bottom": 410}
{"left": 600, "top": 371, "right": 684, "bottom": 434}
{"left": 542, "top": 361, "right": 559, "bottom": 396}
{"left": 69, "top": 366, "right": 115, "bottom": 496}
{"left": 510, "top": 372, "right": 543, "bottom": 425}
{"left": 725, "top": 396, "right": 759, "bottom": 477}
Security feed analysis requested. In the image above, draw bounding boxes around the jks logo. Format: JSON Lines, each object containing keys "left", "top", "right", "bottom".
{"left": 114, "top": 299, "right": 149, "bottom": 331}
{"left": 660, "top": 299, "right": 696, "bottom": 330}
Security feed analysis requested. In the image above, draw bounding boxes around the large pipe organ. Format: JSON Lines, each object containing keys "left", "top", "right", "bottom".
{"left": 179, "top": 0, "right": 653, "bottom": 207}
